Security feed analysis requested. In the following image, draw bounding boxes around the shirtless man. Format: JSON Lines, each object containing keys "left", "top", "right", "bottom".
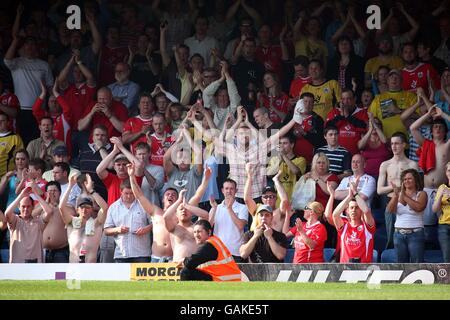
{"left": 410, "top": 106, "right": 450, "bottom": 248}
{"left": 163, "top": 189, "right": 211, "bottom": 262}
{"left": 59, "top": 174, "right": 109, "bottom": 263}
{"left": 32, "top": 181, "right": 69, "bottom": 262}
{"left": 244, "top": 164, "right": 288, "bottom": 232}
{"left": 378, "top": 132, "right": 419, "bottom": 249}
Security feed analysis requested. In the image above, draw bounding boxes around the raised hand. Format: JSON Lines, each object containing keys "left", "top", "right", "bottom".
{"left": 209, "top": 196, "right": 218, "bottom": 209}
{"left": 126, "top": 163, "right": 135, "bottom": 177}
{"left": 110, "top": 136, "right": 123, "bottom": 149}
{"left": 295, "top": 217, "right": 303, "bottom": 231}
{"left": 178, "top": 189, "right": 187, "bottom": 202}
{"left": 263, "top": 223, "right": 273, "bottom": 239}
{"left": 326, "top": 181, "right": 335, "bottom": 196}
{"left": 204, "top": 165, "right": 212, "bottom": 180}
{"left": 69, "top": 173, "right": 79, "bottom": 186}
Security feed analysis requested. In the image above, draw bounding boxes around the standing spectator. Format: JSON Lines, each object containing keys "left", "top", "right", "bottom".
{"left": 368, "top": 69, "right": 417, "bottom": 139}
{"left": 231, "top": 37, "right": 265, "bottom": 102}
{"left": 128, "top": 34, "right": 161, "bottom": 94}
{"left": 0, "top": 113, "right": 23, "bottom": 178}
{"left": 327, "top": 36, "right": 365, "bottom": 99}
{"left": 255, "top": 24, "right": 283, "bottom": 77}
{"left": 184, "top": 16, "right": 219, "bottom": 67}
{"left": 378, "top": 132, "right": 419, "bottom": 249}
{"left": 401, "top": 43, "right": 440, "bottom": 94}
{"left": 4, "top": 34, "right": 54, "bottom": 145}
{"left": 371, "top": 66, "right": 390, "bottom": 96}
{"left": 78, "top": 87, "right": 129, "bottom": 139}
{"left": 361, "top": 89, "right": 375, "bottom": 109}
{"left": 387, "top": 168, "right": 427, "bottom": 263}
{"left": 118, "top": 4, "right": 145, "bottom": 47}
{"left": 42, "top": 145, "right": 80, "bottom": 182}
{"left": 98, "top": 25, "right": 128, "bottom": 87}
{"left": 104, "top": 178, "right": 152, "bottom": 263}
{"left": 59, "top": 174, "right": 109, "bottom": 263}
{"left": 283, "top": 201, "right": 327, "bottom": 263}
{"left": 315, "top": 126, "right": 352, "bottom": 180}
{"left": 417, "top": 38, "right": 448, "bottom": 76}
{"left": 288, "top": 55, "right": 311, "bottom": 102}
{"left": 0, "top": 78, "right": 19, "bottom": 132}
{"left": 432, "top": 161, "right": 450, "bottom": 262}
{"left": 108, "top": 62, "right": 140, "bottom": 113}
{"left": 212, "top": 179, "right": 249, "bottom": 262}
{"left": 239, "top": 205, "right": 287, "bottom": 263}
{"left": 332, "top": 184, "right": 376, "bottom": 263}
{"left": 433, "top": 69, "right": 450, "bottom": 132}
{"left": 15, "top": 158, "right": 47, "bottom": 200}
{"left": 203, "top": 60, "right": 240, "bottom": 130}
{"left": 0, "top": 149, "right": 28, "bottom": 210}
{"left": 358, "top": 113, "right": 391, "bottom": 179}
{"left": 33, "top": 181, "right": 68, "bottom": 263}
{"left": 290, "top": 93, "right": 326, "bottom": 164}
{"left": 148, "top": 113, "right": 175, "bottom": 167}
{"left": 335, "top": 154, "right": 377, "bottom": 206}
{"left": 300, "top": 59, "right": 341, "bottom": 121}
{"left": 325, "top": 89, "right": 368, "bottom": 156}
{"left": 26, "top": 117, "right": 65, "bottom": 171}
{"left": 122, "top": 93, "right": 155, "bottom": 152}
{"left": 5, "top": 185, "right": 52, "bottom": 263}
{"left": 256, "top": 72, "right": 291, "bottom": 124}
{"left": 179, "top": 219, "right": 242, "bottom": 282}
{"left": 252, "top": 107, "right": 281, "bottom": 135}
{"left": 364, "top": 35, "right": 403, "bottom": 88}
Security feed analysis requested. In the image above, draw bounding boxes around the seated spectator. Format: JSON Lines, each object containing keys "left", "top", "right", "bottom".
{"left": 325, "top": 89, "right": 368, "bottom": 156}
{"left": 358, "top": 113, "right": 391, "bottom": 179}
{"left": 59, "top": 174, "right": 108, "bottom": 263}
{"left": 315, "top": 125, "right": 352, "bottom": 180}
{"left": 371, "top": 65, "right": 389, "bottom": 96}
{"left": 5, "top": 184, "right": 52, "bottom": 263}
{"left": 335, "top": 154, "right": 377, "bottom": 206}
{"left": 256, "top": 72, "right": 291, "bottom": 123}
{"left": 239, "top": 205, "right": 287, "bottom": 263}
{"left": 387, "top": 169, "right": 427, "bottom": 263}
{"left": 283, "top": 201, "right": 327, "bottom": 263}
{"left": 108, "top": 62, "right": 140, "bottom": 113}
{"left": 203, "top": 60, "right": 240, "bottom": 129}
{"left": 332, "top": 183, "right": 376, "bottom": 263}
{"left": 360, "top": 89, "right": 374, "bottom": 109}
{"left": 432, "top": 161, "right": 450, "bottom": 262}
{"left": 42, "top": 145, "right": 80, "bottom": 181}
{"left": 78, "top": 87, "right": 129, "bottom": 139}
{"left": 0, "top": 113, "right": 23, "bottom": 178}
{"left": 300, "top": 59, "right": 341, "bottom": 121}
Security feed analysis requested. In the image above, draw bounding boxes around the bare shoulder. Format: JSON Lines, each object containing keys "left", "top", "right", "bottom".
{"left": 407, "top": 159, "right": 419, "bottom": 169}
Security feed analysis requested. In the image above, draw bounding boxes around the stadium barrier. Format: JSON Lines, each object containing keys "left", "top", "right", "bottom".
{"left": 0, "top": 263, "right": 449, "bottom": 284}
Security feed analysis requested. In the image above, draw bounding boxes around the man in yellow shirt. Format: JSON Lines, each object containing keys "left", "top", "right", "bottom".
{"left": 364, "top": 34, "right": 404, "bottom": 88}
{"left": 368, "top": 69, "right": 417, "bottom": 139}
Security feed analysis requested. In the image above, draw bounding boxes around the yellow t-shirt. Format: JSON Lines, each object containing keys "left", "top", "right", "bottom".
{"left": 364, "top": 55, "right": 404, "bottom": 77}
{"left": 368, "top": 90, "right": 417, "bottom": 139}
{"left": 295, "top": 37, "right": 328, "bottom": 65}
{"left": 267, "top": 155, "right": 306, "bottom": 207}
{"left": 436, "top": 184, "right": 450, "bottom": 225}
{"left": 301, "top": 80, "right": 341, "bottom": 121}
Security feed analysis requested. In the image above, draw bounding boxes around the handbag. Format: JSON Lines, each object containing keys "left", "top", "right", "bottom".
{"left": 291, "top": 175, "right": 316, "bottom": 210}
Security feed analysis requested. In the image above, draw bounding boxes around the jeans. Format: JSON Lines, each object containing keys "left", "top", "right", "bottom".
{"left": 384, "top": 207, "right": 396, "bottom": 250}
{"left": 150, "top": 255, "right": 172, "bottom": 263}
{"left": 438, "top": 224, "right": 450, "bottom": 263}
{"left": 114, "top": 256, "right": 151, "bottom": 263}
{"left": 394, "top": 228, "right": 425, "bottom": 263}
{"left": 45, "top": 246, "right": 70, "bottom": 263}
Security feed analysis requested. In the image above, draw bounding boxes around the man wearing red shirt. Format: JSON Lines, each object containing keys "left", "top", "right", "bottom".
{"left": 255, "top": 24, "right": 283, "bottom": 78}
{"left": 148, "top": 113, "right": 175, "bottom": 167}
{"left": 78, "top": 87, "right": 128, "bottom": 140}
{"left": 0, "top": 79, "right": 19, "bottom": 132}
{"left": 325, "top": 89, "right": 368, "bottom": 156}
{"left": 332, "top": 184, "right": 376, "bottom": 263}
{"left": 401, "top": 43, "right": 440, "bottom": 94}
{"left": 289, "top": 55, "right": 311, "bottom": 101}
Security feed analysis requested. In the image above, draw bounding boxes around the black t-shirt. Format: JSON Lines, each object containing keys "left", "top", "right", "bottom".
{"left": 130, "top": 53, "right": 161, "bottom": 93}
{"left": 232, "top": 57, "right": 265, "bottom": 98}
{"left": 242, "top": 229, "right": 288, "bottom": 263}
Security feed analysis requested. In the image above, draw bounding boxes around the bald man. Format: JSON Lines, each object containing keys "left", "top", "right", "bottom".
{"left": 108, "top": 62, "right": 140, "bottom": 112}
{"left": 78, "top": 86, "right": 129, "bottom": 139}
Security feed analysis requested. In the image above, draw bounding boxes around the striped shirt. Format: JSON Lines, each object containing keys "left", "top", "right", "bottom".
{"left": 315, "top": 145, "right": 351, "bottom": 175}
{"left": 104, "top": 199, "right": 151, "bottom": 259}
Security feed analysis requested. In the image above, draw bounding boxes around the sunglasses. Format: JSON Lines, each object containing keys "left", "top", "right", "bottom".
{"left": 304, "top": 206, "right": 312, "bottom": 211}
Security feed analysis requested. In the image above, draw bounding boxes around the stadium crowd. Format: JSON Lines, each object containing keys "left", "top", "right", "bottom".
{"left": 1, "top": 0, "right": 450, "bottom": 266}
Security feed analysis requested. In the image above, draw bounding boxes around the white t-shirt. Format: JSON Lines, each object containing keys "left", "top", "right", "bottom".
{"left": 336, "top": 174, "right": 376, "bottom": 205}
{"left": 213, "top": 200, "right": 248, "bottom": 256}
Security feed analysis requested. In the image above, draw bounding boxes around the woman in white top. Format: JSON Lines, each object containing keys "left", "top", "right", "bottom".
{"left": 387, "top": 169, "right": 427, "bottom": 262}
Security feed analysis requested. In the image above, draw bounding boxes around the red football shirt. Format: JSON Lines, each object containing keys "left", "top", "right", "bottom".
{"left": 63, "top": 83, "right": 96, "bottom": 128}
{"left": 315, "top": 174, "right": 339, "bottom": 209}
{"left": 0, "top": 92, "right": 20, "bottom": 132}
{"left": 292, "top": 115, "right": 315, "bottom": 163}
{"left": 256, "top": 93, "right": 291, "bottom": 123}
{"left": 290, "top": 221, "right": 327, "bottom": 263}
{"left": 289, "top": 76, "right": 312, "bottom": 98}
{"left": 83, "top": 100, "right": 129, "bottom": 140}
{"left": 149, "top": 133, "right": 175, "bottom": 167}
{"left": 325, "top": 107, "right": 368, "bottom": 156}
{"left": 401, "top": 62, "right": 440, "bottom": 94}
{"left": 102, "top": 172, "right": 143, "bottom": 206}
{"left": 338, "top": 220, "right": 376, "bottom": 263}
{"left": 255, "top": 45, "right": 283, "bottom": 77}
{"left": 123, "top": 116, "right": 172, "bottom": 152}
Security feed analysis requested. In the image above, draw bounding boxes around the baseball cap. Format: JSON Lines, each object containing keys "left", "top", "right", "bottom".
{"left": 388, "top": 69, "right": 402, "bottom": 77}
{"left": 53, "top": 145, "right": 68, "bottom": 156}
{"left": 256, "top": 204, "right": 273, "bottom": 214}
{"left": 114, "top": 153, "right": 129, "bottom": 163}
{"left": 262, "top": 185, "right": 276, "bottom": 194}
{"left": 76, "top": 197, "right": 93, "bottom": 208}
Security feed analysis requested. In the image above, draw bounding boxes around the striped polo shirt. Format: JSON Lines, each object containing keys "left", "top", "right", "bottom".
{"left": 315, "top": 145, "right": 351, "bottom": 175}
